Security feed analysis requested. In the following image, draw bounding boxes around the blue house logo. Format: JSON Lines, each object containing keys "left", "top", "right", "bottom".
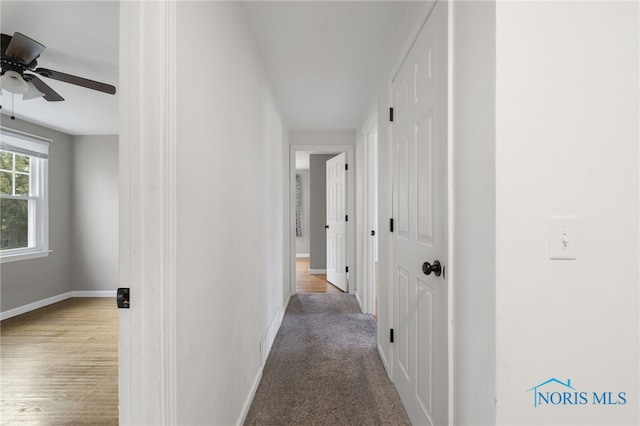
{"left": 527, "top": 378, "right": 580, "bottom": 407}
{"left": 527, "top": 378, "right": 627, "bottom": 407}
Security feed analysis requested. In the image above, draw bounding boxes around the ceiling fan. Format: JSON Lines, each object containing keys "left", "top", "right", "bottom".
{"left": 1, "top": 32, "right": 116, "bottom": 103}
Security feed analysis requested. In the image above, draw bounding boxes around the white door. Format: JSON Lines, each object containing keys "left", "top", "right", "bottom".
{"left": 326, "top": 152, "right": 348, "bottom": 292}
{"left": 391, "top": 2, "right": 448, "bottom": 425}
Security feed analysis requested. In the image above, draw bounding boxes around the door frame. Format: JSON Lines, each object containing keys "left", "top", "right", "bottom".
{"left": 119, "top": 1, "right": 178, "bottom": 424}
{"left": 288, "top": 145, "right": 355, "bottom": 296}
{"left": 360, "top": 106, "right": 379, "bottom": 316}
{"left": 384, "top": 0, "right": 455, "bottom": 422}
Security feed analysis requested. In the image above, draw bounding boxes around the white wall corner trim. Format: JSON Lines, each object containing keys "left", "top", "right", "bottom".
{"left": 0, "top": 292, "right": 72, "bottom": 321}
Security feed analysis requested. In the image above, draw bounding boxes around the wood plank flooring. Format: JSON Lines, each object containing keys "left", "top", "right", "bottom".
{"left": 1, "top": 298, "right": 118, "bottom": 425}
{"left": 296, "top": 257, "right": 343, "bottom": 294}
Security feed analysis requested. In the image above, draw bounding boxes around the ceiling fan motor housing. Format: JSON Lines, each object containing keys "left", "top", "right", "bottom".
{"left": 1, "top": 32, "right": 116, "bottom": 101}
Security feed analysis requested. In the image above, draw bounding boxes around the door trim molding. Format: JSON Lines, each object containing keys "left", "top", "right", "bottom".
{"left": 160, "top": 2, "right": 178, "bottom": 423}
{"left": 360, "top": 105, "right": 378, "bottom": 316}
{"left": 446, "top": 2, "right": 456, "bottom": 422}
{"left": 119, "top": 1, "right": 177, "bottom": 423}
{"left": 288, "top": 145, "right": 355, "bottom": 297}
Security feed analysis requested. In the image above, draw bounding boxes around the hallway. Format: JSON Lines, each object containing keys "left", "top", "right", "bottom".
{"left": 115, "top": 1, "right": 640, "bottom": 424}
{"left": 244, "top": 294, "right": 409, "bottom": 425}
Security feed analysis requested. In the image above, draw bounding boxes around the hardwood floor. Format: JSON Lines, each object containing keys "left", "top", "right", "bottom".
{"left": 1, "top": 298, "right": 118, "bottom": 425}
{"left": 296, "top": 257, "right": 343, "bottom": 294}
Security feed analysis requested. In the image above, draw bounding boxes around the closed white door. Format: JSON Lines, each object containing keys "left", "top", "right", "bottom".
{"left": 326, "top": 152, "right": 347, "bottom": 292}
{"left": 391, "top": 2, "right": 448, "bottom": 425}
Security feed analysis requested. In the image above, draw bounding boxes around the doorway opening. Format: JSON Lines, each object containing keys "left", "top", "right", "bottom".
{"left": 289, "top": 145, "right": 355, "bottom": 297}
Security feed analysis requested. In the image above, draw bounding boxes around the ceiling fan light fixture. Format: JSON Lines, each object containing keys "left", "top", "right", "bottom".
{"left": 23, "top": 81, "right": 45, "bottom": 100}
{"left": 1, "top": 70, "right": 29, "bottom": 95}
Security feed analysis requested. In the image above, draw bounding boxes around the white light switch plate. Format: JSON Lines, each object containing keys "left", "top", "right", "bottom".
{"left": 549, "top": 216, "right": 577, "bottom": 260}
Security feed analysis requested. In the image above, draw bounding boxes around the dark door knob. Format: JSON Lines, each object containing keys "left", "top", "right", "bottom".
{"left": 325, "top": 225, "right": 329, "bottom": 229}
{"left": 422, "top": 260, "right": 442, "bottom": 277}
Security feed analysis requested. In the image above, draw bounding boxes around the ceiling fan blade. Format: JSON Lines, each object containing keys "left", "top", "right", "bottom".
{"left": 23, "top": 74, "right": 64, "bottom": 102}
{"left": 1, "top": 34, "right": 12, "bottom": 56}
{"left": 35, "top": 68, "right": 116, "bottom": 95}
{"left": 4, "top": 32, "right": 45, "bottom": 65}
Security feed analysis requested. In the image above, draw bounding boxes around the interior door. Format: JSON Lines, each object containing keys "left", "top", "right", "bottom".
{"left": 326, "top": 152, "right": 348, "bottom": 292}
{"left": 391, "top": 2, "right": 448, "bottom": 425}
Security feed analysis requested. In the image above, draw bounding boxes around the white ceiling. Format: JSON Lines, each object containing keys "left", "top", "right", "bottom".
{"left": 0, "top": 1, "right": 119, "bottom": 135}
{"left": 0, "top": 1, "right": 407, "bottom": 135}
{"left": 242, "top": 1, "right": 407, "bottom": 130}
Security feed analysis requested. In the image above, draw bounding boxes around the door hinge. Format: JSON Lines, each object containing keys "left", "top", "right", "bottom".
{"left": 390, "top": 328, "right": 394, "bottom": 343}
{"left": 345, "top": 214, "right": 348, "bottom": 222}
{"left": 346, "top": 266, "right": 349, "bottom": 273}
{"left": 390, "top": 218, "right": 394, "bottom": 232}
{"left": 371, "top": 230, "right": 375, "bottom": 236}
{"left": 389, "top": 107, "right": 394, "bottom": 122}
{"left": 345, "top": 163, "right": 348, "bottom": 171}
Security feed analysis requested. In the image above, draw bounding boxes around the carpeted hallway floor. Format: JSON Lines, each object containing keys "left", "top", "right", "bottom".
{"left": 245, "top": 294, "right": 410, "bottom": 425}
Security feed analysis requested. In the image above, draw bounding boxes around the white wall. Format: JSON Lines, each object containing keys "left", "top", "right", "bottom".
{"left": 1, "top": 120, "right": 118, "bottom": 314}
{"left": 289, "top": 130, "right": 355, "bottom": 147}
{"left": 495, "top": 2, "right": 639, "bottom": 424}
{"left": 0, "top": 117, "right": 73, "bottom": 312}
{"left": 174, "top": 2, "right": 286, "bottom": 424}
{"left": 71, "top": 135, "right": 118, "bottom": 292}
{"left": 450, "top": 1, "right": 497, "bottom": 424}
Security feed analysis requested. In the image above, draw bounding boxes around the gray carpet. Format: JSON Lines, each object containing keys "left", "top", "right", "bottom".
{"left": 245, "top": 294, "right": 410, "bottom": 425}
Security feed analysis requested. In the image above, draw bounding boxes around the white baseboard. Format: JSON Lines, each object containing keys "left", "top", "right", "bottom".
{"left": 283, "top": 293, "right": 291, "bottom": 311}
{"left": 237, "top": 366, "right": 263, "bottom": 426}
{"left": 72, "top": 291, "right": 117, "bottom": 298}
{"left": 1, "top": 291, "right": 73, "bottom": 321}
{"left": 308, "top": 269, "right": 326, "bottom": 274}
{"left": 355, "top": 291, "right": 364, "bottom": 313}
{"left": 378, "top": 343, "right": 391, "bottom": 379}
{"left": 1, "top": 290, "right": 117, "bottom": 321}
{"left": 296, "top": 253, "right": 310, "bottom": 258}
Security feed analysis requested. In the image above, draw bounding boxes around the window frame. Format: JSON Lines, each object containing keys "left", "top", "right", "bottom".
{"left": 0, "top": 127, "right": 50, "bottom": 263}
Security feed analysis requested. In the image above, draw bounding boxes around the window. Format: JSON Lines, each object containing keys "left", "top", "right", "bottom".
{"left": 0, "top": 127, "right": 49, "bottom": 263}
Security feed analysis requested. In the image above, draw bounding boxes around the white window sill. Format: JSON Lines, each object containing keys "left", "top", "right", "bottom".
{"left": 1, "top": 250, "right": 51, "bottom": 264}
